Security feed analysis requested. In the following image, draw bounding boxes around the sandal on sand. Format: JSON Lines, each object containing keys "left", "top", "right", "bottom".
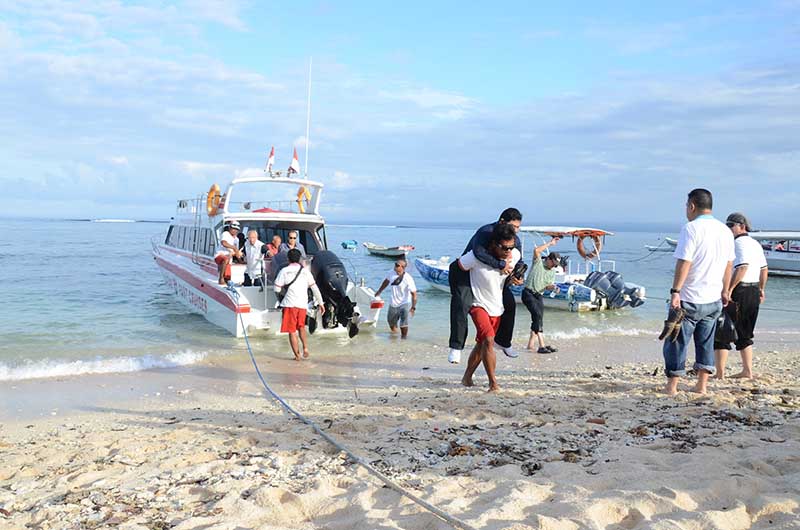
{"left": 545, "top": 345, "right": 558, "bottom": 353}
{"left": 537, "top": 347, "right": 551, "bottom": 354}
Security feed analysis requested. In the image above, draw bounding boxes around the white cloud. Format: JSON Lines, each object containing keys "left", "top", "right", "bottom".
{"left": 106, "top": 156, "right": 129, "bottom": 166}
{"left": 379, "top": 87, "right": 475, "bottom": 110}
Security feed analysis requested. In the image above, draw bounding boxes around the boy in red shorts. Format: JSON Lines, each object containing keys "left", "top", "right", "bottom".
{"left": 274, "top": 249, "right": 325, "bottom": 360}
{"left": 458, "top": 223, "right": 523, "bottom": 392}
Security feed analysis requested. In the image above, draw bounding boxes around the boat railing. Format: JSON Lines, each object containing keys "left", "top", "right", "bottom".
{"left": 565, "top": 258, "right": 616, "bottom": 278}
{"left": 226, "top": 199, "right": 311, "bottom": 215}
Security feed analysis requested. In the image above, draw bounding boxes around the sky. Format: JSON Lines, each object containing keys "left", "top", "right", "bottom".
{"left": 1, "top": 0, "right": 799, "bottom": 227}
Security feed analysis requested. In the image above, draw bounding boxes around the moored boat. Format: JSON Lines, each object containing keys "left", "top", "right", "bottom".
{"left": 363, "top": 241, "right": 415, "bottom": 258}
{"left": 414, "top": 226, "right": 646, "bottom": 312}
{"left": 152, "top": 172, "right": 383, "bottom": 337}
{"left": 749, "top": 231, "right": 800, "bottom": 277}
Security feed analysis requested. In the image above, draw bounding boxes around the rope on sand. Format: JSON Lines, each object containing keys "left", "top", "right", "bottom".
{"left": 226, "top": 286, "right": 478, "bottom": 530}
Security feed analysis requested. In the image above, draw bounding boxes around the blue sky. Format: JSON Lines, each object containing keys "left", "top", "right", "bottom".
{"left": 1, "top": 1, "right": 799, "bottom": 227}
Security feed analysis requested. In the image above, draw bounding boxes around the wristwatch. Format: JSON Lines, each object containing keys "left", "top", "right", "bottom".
{"left": 670, "top": 288, "right": 680, "bottom": 294}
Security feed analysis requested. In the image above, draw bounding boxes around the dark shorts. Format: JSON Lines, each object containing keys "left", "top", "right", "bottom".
{"left": 521, "top": 288, "right": 544, "bottom": 332}
{"left": 714, "top": 283, "right": 761, "bottom": 351}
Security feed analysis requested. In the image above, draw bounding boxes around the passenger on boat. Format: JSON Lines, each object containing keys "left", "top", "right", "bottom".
{"left": 714, "top": 212, "right": 768, "bottom": 381}
{"left": 522, "top": 239, "right": 562, "bottom": 354}
{"left": 448, "top": 208, "right": 523, "bottom": 364}
{"left": 457, "top": 223, "right": 523, "bottom": 393}
{"left": 214, "top": 220, "right": 243, "bottom": 285}
{"left": 266, "top": 235, "right": 282, "bottom": 257}
{"left": 274, "top": 249, "right": 325, "bottom": 361}
{"left": 279, "top": 230, "right": 306, "bottom": 257}
{"left": 243, "top": 229, "right": 266, "bottom": 287}
{"left": 374, "top": 259, "right": 418, "bottom": 339}
{"left": 774, "top": 241, "right": 786, "bottom": 251}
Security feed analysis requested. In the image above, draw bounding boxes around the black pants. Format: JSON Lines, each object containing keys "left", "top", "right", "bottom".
{"left": 243, "top": 274, "right": 263, "bottom": 287}
{"left": 521, "top": 288, "right": 544, "bottom": 332}
{"left": 448, "top": 259, "right": 516, "bottom": 350}
{"left": 714, "top": 283, "right": 761, "bottom": 351}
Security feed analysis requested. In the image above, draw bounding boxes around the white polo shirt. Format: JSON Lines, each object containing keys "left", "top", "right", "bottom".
{"left": 274, "top": 264, "right": 317, "bottom": 309}
{"left": 459, "top": 249, "right": 521, "bottom": 316}
{"left": 673, "top": 215, "right": 735, "bottom": 304}
{"left": 216, "top": 231, "right": 238, "bottom": 257}
{"left": 734, "top": 234, "right": 768, "bottom": 284}
{"left": 384, "top": 272, "right": 417, "bottom": 307}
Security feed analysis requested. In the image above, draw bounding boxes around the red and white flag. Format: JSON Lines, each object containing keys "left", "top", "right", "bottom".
{"left": 265, "top": 146, "right": 275, "bottom": 172}
{"left": 287, "top": 147, "right": 301, "bottom": 175}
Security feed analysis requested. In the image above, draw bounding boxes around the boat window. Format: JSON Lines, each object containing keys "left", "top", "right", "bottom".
{"left": 165, "top": 225, "right": 174, "bottom": 246}
{"left": 206, "top": 228, "right": 216, "bottom": 255}
{"left": 235, "top": 221, "right": 323, "bottom": 255}
{"left": 317, "top": 226, "right": 328, "bottom": 251}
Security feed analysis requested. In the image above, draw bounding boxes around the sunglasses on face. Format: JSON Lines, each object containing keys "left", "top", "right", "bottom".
{"left": 726, "top": 222, "right": 736, "bottom": 228}
{"left": 288, "top": 236, "right": 297, "bottom": 240}
{"left": 498, "top": 244, "right": 515, "bottom": 252}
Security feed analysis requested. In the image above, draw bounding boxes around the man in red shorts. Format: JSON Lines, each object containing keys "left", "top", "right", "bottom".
{"left": 458, "top": 223, "right": 523, "bottom": 392}
{"left": 274, "top": 249, "right": 325, "bottom": 360}
{"left": 215, "top": 220, "right": 242, "bottom": 285}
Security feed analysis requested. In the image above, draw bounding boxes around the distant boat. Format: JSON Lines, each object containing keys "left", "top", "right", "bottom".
{"left": 665, "top": 237, "right": 678, "bottom": 247}
{"left": 749, "top": 231, "right": 800, "bottom": 277}
{"left": 363, "top": 242, "right": 415, "bottom": 258}
{"left": 341, "top": 239, "right": 358, "bottom": 250}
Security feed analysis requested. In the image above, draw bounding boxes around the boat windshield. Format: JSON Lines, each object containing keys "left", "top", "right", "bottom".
{"left": 236, "top": 220, "right": 325, "bottom": 255}
{"left": 226, "top": 181, "right": 316, "bottom": 215}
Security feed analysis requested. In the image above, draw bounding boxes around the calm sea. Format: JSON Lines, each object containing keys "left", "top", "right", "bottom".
{"left": 1, "top": 218, "right": 798, "bottom": 381}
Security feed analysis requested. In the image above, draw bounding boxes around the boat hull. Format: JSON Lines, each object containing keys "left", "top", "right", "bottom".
{"left": 154, "top": 245, "right": 381, "bottom": 337}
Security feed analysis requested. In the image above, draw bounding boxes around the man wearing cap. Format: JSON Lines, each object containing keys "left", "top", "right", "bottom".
{"left": 522, "top": 237, "right": 562, "bottom": 354}
{"left": 215, "top": 220, "right": 243, "bottom": 285}
{"left": 714, "top": 212, "right": 768, "bottom": 380}
{"left": 663, "top": 189, "right": 734, "bottom": 396}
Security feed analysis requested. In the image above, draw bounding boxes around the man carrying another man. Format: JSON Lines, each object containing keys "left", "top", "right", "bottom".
{"left": 448, "top": 208, "right": 523, "bottom": 364}
{"left": 458, "top": 223, "right": 523, "bottom": 393}
{"left": 663, "top": 188, "right": 734, "bottom": 396}
{"left": 374, "top": 259, "right": 418, "bottom": 339}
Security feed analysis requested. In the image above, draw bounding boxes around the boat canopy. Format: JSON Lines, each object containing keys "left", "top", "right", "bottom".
{"left": 749, "top": 231, "right": 800, "bottom": 241}
{"left": 519, "top": 226, "right": 614, "bottom": 238}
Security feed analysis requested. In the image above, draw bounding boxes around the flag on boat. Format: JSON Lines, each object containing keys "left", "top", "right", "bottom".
{"left": 265, "top": 146, "right": 275, "bottom": 172}
{"left": 287, "top": 148, "right": 301, "bottom": 175}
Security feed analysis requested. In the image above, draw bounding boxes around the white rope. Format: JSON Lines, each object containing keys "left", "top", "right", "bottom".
{"left": 226, "top": 286, "right": 479, "bottom": 530}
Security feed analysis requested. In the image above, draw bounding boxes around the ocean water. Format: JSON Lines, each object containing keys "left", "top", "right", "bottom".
{"left": 1, "top": 218, "right": 798, "bottom": 381}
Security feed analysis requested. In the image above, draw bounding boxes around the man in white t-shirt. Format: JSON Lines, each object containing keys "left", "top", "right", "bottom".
{"left": 214, "top": 220, "right": 242, "bottom": 285}
{"left": 274, "top": 248, "right": 325, "bottom": 361}
{"left": 374, "top": 259, "right": 418, "bottom": 338}
{"left": 243, "top": 229, "right": 266, "bottom": 287}
{"left": 663, "top": 189, "right": 734, "bottom": 396}
{"left": 714, "top": 212, "right": 769, "bottom": 380}
{"left": 457, "top": 223, "right": 523, "bottom": 392}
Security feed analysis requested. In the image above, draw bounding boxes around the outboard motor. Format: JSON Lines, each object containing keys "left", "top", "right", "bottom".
{"left": 309, "top": 251, "right": 359, "bottom": 336}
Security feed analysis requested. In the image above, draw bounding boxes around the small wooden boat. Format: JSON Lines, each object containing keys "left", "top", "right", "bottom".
{"left": 363, "top": 241, "right": 415, "bottom": 258}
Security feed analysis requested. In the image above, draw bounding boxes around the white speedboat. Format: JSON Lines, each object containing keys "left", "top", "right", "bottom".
{"left": 414, "top": 226, "right": 646, "bottom": 312}
{"left": 363, "top": 241, "right": 415, "bottom": 258}
{"left": 749, "top": 231, "right": 800, "bottom": 277}
{"left": 152, "top": 173, "right": 383, "bottom": 337}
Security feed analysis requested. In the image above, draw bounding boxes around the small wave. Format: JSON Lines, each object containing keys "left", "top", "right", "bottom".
{"left": 0, "top": 350, "right": 206, "bottom": 382}
{"left": 547, "top": 327, "right": 652, "bottom": 340}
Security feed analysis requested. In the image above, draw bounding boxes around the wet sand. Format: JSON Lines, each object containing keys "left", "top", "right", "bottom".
{"left": 2, "top": 334, "right": 800, "bottom": 529}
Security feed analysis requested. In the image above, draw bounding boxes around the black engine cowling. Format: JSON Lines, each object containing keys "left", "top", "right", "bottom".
{"left": 309, "top": 251, "right": 358, "bottom": 335}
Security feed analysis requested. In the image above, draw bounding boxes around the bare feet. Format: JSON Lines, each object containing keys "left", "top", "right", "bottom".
{"left": 487, "top": 385, "right": 500, "bottom": 393}
{"left": 293, "top": 354, "right": 301, "bottom": 361}
{"left": 690, "top": 383, "right": 707, "bottom": 395}
{"left": 303, "top": 349, "right": 310, "bottom": 358}
{"left": 714, "top": 373, "right": 725, "bottom": 380}
{"left": 218, "top": 280, "right": 226, "bottom": 286}
{"left": 662, "top": 381, "right": 679, "bottom": 396}
{"left": 730, "top": 371, "right": 753, "bottom": 379}
{"left": 461, "top": 376, "right": 474, "bottom": 387}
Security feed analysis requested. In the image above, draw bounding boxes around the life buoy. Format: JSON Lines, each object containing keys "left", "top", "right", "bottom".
{"left": 206, "top": 184, "right": 222, "bottom": 216}
{"left": 577, "top": 235, "right": 603, "bottom": 260}
{"left": 296, "top": 186, "right": 311, "bottom": 213}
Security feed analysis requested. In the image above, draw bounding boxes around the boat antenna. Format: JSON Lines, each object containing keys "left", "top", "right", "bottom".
{"left": 304, "top": 56, "right": 312, "bottom": 178}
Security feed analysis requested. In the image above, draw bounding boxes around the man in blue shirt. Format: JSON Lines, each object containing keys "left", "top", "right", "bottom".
{"left": 448, "top": 208, "right": 523, "bottom": 363}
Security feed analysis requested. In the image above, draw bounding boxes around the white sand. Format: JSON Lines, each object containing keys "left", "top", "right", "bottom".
{"left": 1, "top": 335, "right": 799, "bottom": 529}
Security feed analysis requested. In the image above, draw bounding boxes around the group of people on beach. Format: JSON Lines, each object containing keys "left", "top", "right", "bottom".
{"left": 389, "top": 190, "right": 767, "bottom": 395}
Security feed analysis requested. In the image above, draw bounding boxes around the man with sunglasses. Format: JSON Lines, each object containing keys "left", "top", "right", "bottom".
{"left": 663, "top": 188, "right": 734, "bottom": 396}
{"left": 374, "top": 259, "right": 418, "bottom": 338}
{"left": 714, "top": 212, "right": 768, "bottom": 380}
{"left": 448, "top": 207, "right": 523, "bottom": 364}
{"left": 458, "top": 223, "right": 523, "bottom": 392}
{"left": 279, "top": 230, "right": 306, "bottom": 257}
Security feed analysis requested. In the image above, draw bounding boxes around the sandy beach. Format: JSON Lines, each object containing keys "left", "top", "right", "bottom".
{"left": 2, "top": 334, "right": 799, "bottom": 529}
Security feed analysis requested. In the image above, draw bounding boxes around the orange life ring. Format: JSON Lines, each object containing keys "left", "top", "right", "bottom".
{"left": 296, "top": 186, "right": 311, "bottom": 213}
{"left": 577, "top": 235, "right": 602, "bottom": 260}
{"left": 206, "top": 184, "right": 221, "bottom": 216}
